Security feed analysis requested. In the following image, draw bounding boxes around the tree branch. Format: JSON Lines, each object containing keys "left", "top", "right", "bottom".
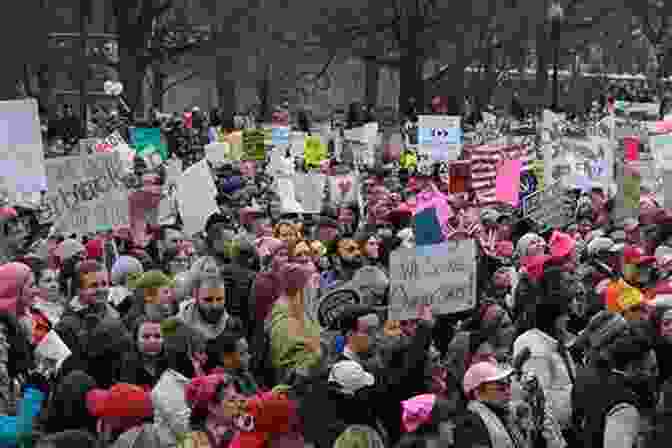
{"left": 161, "top": 70, "right": 202, "bottom": 94}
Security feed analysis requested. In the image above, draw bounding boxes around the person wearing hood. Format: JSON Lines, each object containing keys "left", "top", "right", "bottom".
{"left": 0, "top": 263, "right": 41, "bottom": 340}
{"left": 54, "top": 239, "right": 85, "bottom": 299}
{"left": 512, "top": 232, "right": 548, "bottom": 333}
{"left": 0, "top": 310, "right": 50, "bottom": 448}
{"left": 204, "top": 331, "right": 257, "bottom": 397}
{"left": 183, "top": 373, "right": 244, "bottom": 448}
{"left": 513, "top": 267, "right": 577, "bottom": 433}
{"left": 268, "top": 263, "right": 322, "bottom": 384}
{"left": 252, "top": 238, "right": 288, "bottom": 324}
{"left": 109, "top": 256, "right": 144, "bottom": 315}
{"left": 44, "top": 370, "right": 98, "bottom": 436}
{"left": 177, "top": 261, "right": 243, "bottom": 341}
{"left": 579, "top": 331, "right": 658, "bottom": 448}
{"left": 201, "top": 213, "right": 255, "bottom": 337}
{"left": 0, "top": 206, "right": 29, "bottom": 265}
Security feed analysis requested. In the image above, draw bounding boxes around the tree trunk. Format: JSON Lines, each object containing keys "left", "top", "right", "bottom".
{"left": 257, "top": 63, "right": 272, "bottom": 123}
{"left": 118, "top": 43, "right": 146, "bottom": 117}
{"left": 364, "top": 60, "right": 379, "bottom": 110}
{"left": 535, "top": 21, "right": 549, "bottom": 112}
{"left": 0, "top": 0, "right": 41, "bottom": 101}
{"left": 216, "top": 54, "right": 237, "bottom": 128}
{"left": 152, "top": 63, "right": 165, "bottom": 110}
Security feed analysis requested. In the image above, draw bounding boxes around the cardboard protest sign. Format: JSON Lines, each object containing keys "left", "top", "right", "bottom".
{"left": 418, "top": 115, "right": 462, "bottom": 161}
{"left": 389, "top": 240, "right": 477, "bottom": 320}
{"left": 97, "top": 132, "right": 135, "bottom": 173}
{"left": 130, "top": 127, "right": 168, "bottom": 161}
{"left": 521, "top": 181, "right": 574, "bottom": 229}
{"left": 176, "top": 159, "right": 219, "bottom": 236}
{"left": 242, "top": 129, "right": 266, "bottom": 161}
{"left": 40, "top": 153, "right": 130, "bottom": 234}
{"left": 0, "top": 99, "right": 47, "bottom": 205}
{"left": 304, "top": 136, "right": 327, "bottom": 167}
{"left": 293, "top": 173, "right": 326, "bottom": 214}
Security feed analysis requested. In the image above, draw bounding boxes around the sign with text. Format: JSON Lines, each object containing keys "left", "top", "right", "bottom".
{"left": 388, "top": 240, "right": 477, "bottom": 320}
{"left": 242, "top": 129, "right": 266, "bottom": 161}
{"left": 418, "top": 115, "right": 462, "bottom": 161}
{"left": 40, "top": 152, "right": 129, "bottom": 234}
{"left": 521, "top": 181, "right": 574, "bottom": 229}
{"left": 0, "top": 99, "right": 47, "bottom": 204}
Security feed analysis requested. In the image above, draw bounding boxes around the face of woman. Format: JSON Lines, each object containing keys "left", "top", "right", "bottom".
{"left": 144, "top": 287, "right": 175, "bottom": 321}
{"left": 365, "top": 237, "right": 380, "bottom": 259}
{"left": 79, "top": 271, "right": 109, "bottom": 305}
{"left": 276, "top": 224, "right": 298, "bottom": 245}
{"left": 138, "top": 322, "right": 163, "bottom": 356}
{"left": 291, "top": 242, "right": 313, "bottom": 265}
{"left": 476, "top": 377, "right": 512, "bottom": 408}
{"left": 20, "top": 273, "right": 39, "bottom": 309}
{"left": 210, "top": 383, "right": 244, "bottom": 425}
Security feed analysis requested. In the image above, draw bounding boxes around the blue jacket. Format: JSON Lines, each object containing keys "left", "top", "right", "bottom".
{"left": 0, "top": 387, "right": 46, "bottom": 448}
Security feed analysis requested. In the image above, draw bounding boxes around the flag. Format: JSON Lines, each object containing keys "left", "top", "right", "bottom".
{"left": 463, "top": 143, "right": 533, "bottom": 206}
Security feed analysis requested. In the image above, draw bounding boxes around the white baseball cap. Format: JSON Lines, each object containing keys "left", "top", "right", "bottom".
{"left": 328, "top": 360, "right": 375, "bottom": 395}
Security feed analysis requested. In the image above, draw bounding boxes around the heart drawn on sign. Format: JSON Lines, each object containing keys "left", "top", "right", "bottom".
{"left": 338, "top": 177, "right": 353, "bottom": 195}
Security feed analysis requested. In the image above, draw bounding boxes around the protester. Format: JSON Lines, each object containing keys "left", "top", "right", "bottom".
{"left": 5, "top": 94, "right": 672, "bottom": 448}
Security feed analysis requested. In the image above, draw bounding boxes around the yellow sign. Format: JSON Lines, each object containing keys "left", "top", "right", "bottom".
{"left": 304, "top": 136, "right": 327, "bottom": 167}
{"left": 530, "top": 160, "right": 545, "bottom": 191}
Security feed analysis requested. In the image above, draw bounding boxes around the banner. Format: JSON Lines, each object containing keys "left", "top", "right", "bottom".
{"left": 39, "top": 152, "right": 129, "bottom": 234}
{"left": 389, "top": 241, "right": 476, "bottom": 320}
{"left": 129, "top": 127, "right": 168, "bottom": 161}
{"left": 0, "top": 99, "right": 47, "bottom": 205}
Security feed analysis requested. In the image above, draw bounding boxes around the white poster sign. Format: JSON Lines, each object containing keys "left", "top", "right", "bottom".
{"left": 418, "top": 115, "right": 462, "bottom": 161}
{"left": 389, "top": 240, "right": 477, "bottom": 320}
{"left": 176, "top": 160, "right": 219, "bottom": 236}
{"left": 0, "top": 99, "right": 47, "bottom": 204}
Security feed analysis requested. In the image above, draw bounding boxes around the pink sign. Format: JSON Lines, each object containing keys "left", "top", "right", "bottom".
{"left": 622, "top": 136, "right": 639, "bottom": 162}
{"left": 495, "top": 159, "right": 522, "bottom": 207}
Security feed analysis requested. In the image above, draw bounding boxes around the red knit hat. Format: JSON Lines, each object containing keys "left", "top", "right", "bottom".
{"left": 85, "top": 239, "right": 104, "bottom": 260}
{"left": 86, "top": 383, "right": 153, "bottom": 419}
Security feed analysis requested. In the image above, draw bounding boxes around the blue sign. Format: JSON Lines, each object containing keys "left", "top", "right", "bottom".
{"left": 272, "top": 126, "right": 290, "bottom": 146}
{"left": 418, "top": 127, "right": 462, "bottom": 146}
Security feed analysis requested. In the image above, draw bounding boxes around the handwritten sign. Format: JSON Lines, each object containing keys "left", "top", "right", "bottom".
{"left": 242, "top": 129, "right": 266, "bottom": 161}
{"left": 388, "top": 241, "right": 477, "bottom": 320}
{"left": 40, "top": 152, "right": 130, "bottom": 234}
{"left": 0, "top": 99, "right": 47, "bottom": 203}
{"left": 521, "top": 181, "right": 574, "bottom": 229}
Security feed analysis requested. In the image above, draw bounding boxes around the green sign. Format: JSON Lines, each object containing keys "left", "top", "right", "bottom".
{"left": 242, "top": 129, "right": 267, "bottom": 161}
{"left": 130, "top": 127, "right": 168, "bottom": 161}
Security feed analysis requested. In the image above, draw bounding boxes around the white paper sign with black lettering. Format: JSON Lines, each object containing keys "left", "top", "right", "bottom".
{"left": 388, "top": 240, "right": 477, "bottom": 320}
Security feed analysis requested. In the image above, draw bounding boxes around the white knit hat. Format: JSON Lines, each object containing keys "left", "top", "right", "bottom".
{"left": 328, "top": 360, "right": 375, "bottom": 395}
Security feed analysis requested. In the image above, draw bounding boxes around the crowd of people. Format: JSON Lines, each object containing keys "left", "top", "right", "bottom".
{"left": 0, "top": 92, "right": 671, "bottom": 448}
